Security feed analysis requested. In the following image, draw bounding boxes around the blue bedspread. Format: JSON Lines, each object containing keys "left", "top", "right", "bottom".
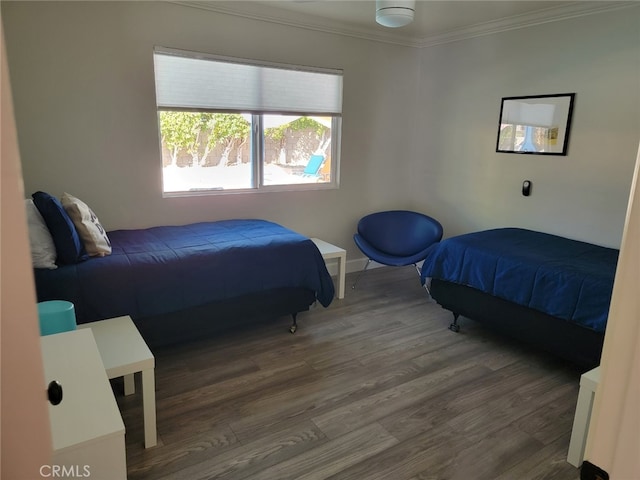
{"left": 420, "top": 228, "right": 618, "bottom": 333}
{"left": 34, "top": 219, "right": 334, "bottom": 323}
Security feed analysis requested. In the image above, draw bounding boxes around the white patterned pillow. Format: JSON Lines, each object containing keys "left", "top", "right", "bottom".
{"left": 61, "top": 193, "right": 111, "bottom": 257}
{"left": 25, "top": 199, "right": 57, "bottom": 269}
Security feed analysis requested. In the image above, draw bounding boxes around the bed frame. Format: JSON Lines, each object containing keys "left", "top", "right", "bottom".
{"left": 108, "top": 287, "right": 316, "bottom": 348}
{"left": 34, "top": 219, "right": 335, "bottom": 347}
{"left": 430, "top": 279, "right": 604, "bottom": 368}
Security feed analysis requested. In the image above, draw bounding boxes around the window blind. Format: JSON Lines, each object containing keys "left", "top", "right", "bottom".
{"left": 153, "top": 49, "right": 343, "bottom": 115}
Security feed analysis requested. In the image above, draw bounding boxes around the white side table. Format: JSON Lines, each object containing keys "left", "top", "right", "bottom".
{"left": 311, "top": 237, "right": 346, "bottom": 299}
{"left": 79, "top": 315, "right": 157, "bottom": 448}
{"left": 41, "top": 329, "right": 126, "bottom": 479}
{"left": 567, "top": 366, "right": 601, "bottom": 467}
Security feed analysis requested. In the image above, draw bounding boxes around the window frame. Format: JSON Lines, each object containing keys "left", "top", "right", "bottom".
{"left": 153, "top": 48, "right": 343, "bottom": 197}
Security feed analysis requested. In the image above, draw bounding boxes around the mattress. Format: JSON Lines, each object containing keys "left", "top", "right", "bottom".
{"left": 34, "top": 219, "right": 335, "bottom": 323}
{"left": 420, "top": 228, "right": 618, "bottom": 333}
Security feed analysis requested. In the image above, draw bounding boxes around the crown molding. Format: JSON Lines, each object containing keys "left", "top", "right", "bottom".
{"left": 173, "top": 1, "right": 639, "bottom": 49}
{"left": 417, "top": 1, "right": 640, "bottom": 48}
{"left": 172, "top": 1, "right": 422, "bottom": 47}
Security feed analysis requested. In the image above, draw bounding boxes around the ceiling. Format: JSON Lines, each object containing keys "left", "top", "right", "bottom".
{"left": 176, "top": 1, "right": 632, "bottom": 46}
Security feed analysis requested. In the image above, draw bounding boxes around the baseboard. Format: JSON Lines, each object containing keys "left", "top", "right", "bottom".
{"left": 324, "top": 256, "right": 424, "bottom": 277}
{"left": 323, "top": 257, "right": 385, "bottom": 277}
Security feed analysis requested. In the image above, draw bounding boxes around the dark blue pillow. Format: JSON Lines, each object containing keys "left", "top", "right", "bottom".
{"left": 32, "top": 191, "right": 88, "bottom": 265}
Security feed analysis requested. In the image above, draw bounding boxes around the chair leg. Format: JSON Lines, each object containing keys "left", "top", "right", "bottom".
{"left": 413, "top": 263, "right": 433, "bottom": 296}
{"left": 413, "top": 263, "right": 421, "bottom": 276}
{"left": 352, "top": 259, "right": 372, "bottom": 289}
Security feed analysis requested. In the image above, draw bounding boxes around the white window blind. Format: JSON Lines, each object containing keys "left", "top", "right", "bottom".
{"left": 153, "top": 48, "right": 343, "bottom": 115}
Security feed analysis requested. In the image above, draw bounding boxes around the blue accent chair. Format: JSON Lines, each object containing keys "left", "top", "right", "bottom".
{"left": 353, "top": 210, "right": 443, "bottom": 288}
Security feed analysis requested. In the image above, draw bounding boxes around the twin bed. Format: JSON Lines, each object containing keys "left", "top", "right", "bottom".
{"left": 34, "top": 219, "right": 335, "bottom": 346}
{"left": 420, "top": 228, "right": 618, "bottom": 368}
{"left": 34, "top": 213, "right": 616, "bottom": 368}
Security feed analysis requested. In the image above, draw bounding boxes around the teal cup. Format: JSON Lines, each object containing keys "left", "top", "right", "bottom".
{"left": 37, "top": 300, "right": 77, "bottom": 336}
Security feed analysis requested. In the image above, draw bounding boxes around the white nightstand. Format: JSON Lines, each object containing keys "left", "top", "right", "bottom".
{"left": 79, "top": 315, "right": 157, "bottom": 448}
{"left": 41, "top": 329, "right": 127, "bottom": 479}
{"left": 311, "top": 237, "right": 346, "bottom": 299}
{"left": 567, "top": 366, "right": 601, "bottom": 467}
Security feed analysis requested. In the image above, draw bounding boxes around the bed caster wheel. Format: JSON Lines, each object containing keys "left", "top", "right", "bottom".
{"left": 289, "top": 325, "right": 297, "bottom": 334}
{"left": 449, "top": 323, "right": 460, "bottom": 333}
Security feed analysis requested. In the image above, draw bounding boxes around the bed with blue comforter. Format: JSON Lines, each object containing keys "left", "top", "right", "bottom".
{"left": 420, "top": 228, "right": 618, "bottom": 367}
{"left": 34, "top": 219, "right": 334, "bottom": 345}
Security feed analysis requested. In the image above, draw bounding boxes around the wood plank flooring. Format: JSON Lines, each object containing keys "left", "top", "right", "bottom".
{"left": 118, "top": 266, "right": 583, "bottom": 479}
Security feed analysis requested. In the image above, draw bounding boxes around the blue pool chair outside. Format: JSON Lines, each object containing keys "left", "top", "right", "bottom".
{"left": 302, "top": 154, "right": 325, "bottom": 178}
{"left": 353, "top": 210, "right": 443, "bottom": 288}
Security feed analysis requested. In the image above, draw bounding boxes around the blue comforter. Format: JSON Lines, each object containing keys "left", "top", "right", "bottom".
{"left": 420, "top": 228, "right": 618, "bottom": 333}
{"left": 35, "top": 219, "right": 334, "bottom": 323}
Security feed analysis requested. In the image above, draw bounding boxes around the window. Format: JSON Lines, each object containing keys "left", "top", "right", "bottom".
{"left": 153, "top": 48, "right": 343, "bottom": 195}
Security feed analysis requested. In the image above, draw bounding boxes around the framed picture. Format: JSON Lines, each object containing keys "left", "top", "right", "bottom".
{"left": 496, "top": 93, "right": 575, "bottom": 155}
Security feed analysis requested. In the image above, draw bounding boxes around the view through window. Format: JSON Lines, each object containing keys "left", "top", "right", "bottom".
{"left": 159, "top": 113, "right": 336, "bottom": 192}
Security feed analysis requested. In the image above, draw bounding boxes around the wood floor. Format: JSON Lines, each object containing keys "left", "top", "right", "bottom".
{"left": 118, "top": 266, "right": 583, "bottom": 480}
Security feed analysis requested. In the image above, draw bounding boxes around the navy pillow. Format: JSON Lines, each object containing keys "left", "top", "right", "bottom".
{"left": 32, "top": 191, "right": 88, "bottom": 265}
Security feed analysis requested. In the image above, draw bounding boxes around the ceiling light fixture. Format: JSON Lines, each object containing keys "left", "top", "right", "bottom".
{"left": 375, "top": 0, "right": 415, "bottom": 28}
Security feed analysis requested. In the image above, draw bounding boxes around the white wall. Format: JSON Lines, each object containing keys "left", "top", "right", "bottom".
{"left": 1, "top": 1, "right": 420, "bottom": 259}
{"left": 414, "top": 7, "right": 640, "bottom": 248}
{"left": 3, "top": 2, "right": 638, "bottom": 258}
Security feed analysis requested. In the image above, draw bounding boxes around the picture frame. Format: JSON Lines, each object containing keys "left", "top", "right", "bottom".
{"left": 496, "top": 93, "right": 575, "bottom": 155}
